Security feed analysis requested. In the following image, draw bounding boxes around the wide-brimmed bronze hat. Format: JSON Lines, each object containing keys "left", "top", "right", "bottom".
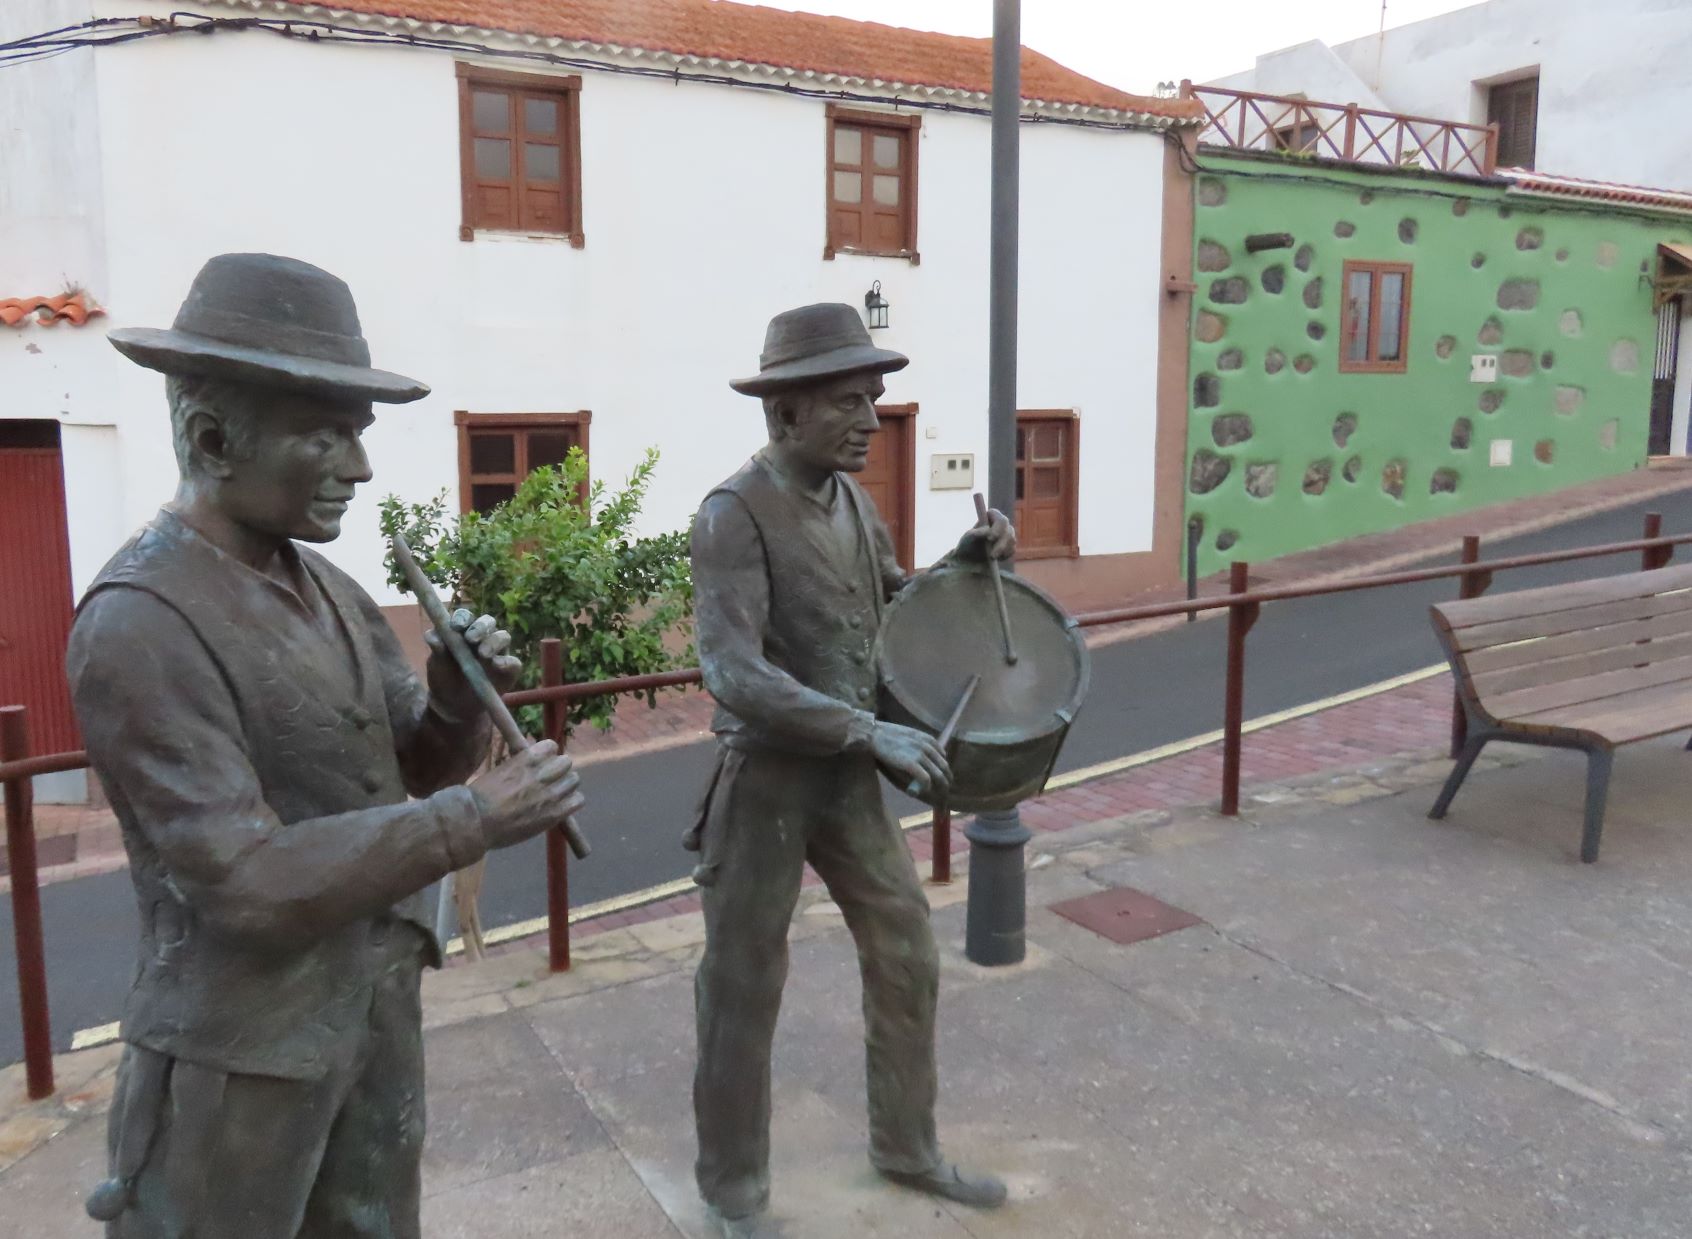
{"left": 730, "top": 302, "right": 908, "bottom": 396}
{"left": 108, "top": 253, "right": 429, "bottom": 402}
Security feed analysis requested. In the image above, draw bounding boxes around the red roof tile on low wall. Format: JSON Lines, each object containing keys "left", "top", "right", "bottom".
{"left": 282, "top": 0, "right": 1194, "bottom": 117}
{"left": 1502, "top": 169, "right": 1692, "bottom": 215}
{"left": 0, "top": 295, "right": 105, "bottom": 327}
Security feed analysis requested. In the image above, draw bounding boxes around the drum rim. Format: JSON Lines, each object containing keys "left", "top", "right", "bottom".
{"left": 874, "top": 562, "right": 1092, "bottom": 740}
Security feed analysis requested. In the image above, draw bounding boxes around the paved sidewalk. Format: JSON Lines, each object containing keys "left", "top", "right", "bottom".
{"left": 14, "top": 457, "right": 1691, "bottom": 890}
{"left": 8, "top": 731, "right": 1692, "bottom": 1236}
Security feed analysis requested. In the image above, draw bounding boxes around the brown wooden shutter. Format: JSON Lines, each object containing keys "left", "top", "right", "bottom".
{"left": 1488, "top": 76, "right": 1538, "bottom": 170}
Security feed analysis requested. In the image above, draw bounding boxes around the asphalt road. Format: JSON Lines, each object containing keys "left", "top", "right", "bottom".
{"left": 4, "top": 488, "right": 1688, "bottom": 1065}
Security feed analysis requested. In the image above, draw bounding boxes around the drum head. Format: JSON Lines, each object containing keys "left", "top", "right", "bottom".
{"left": 876, "top": 564, "right": 1089, "bottom": 806}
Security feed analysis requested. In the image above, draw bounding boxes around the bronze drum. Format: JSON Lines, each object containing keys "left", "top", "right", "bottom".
{"left": 875, "top": 564, "right": 1090, "bottom": 812}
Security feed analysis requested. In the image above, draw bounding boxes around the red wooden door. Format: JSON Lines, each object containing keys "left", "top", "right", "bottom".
{"left": 0, "top": 422, "right": 81, "bottom": 754}
{"left": 859, "top": 404, "right": 916, "bottom": 569}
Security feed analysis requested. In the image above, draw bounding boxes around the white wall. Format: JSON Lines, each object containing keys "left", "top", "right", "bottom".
{"left": 1221, "top": 0, "right": 1692, "bottom": 192}
{"left": 1209, "top": 40, "right": 1386, "bottom": 112}
{"left": 60, "top": 0, "right": 1166, "bottom": 604}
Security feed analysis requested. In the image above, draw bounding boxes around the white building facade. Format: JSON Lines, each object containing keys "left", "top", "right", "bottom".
{"left": 1, "top": 0, "right": 1199, "bottom": 660}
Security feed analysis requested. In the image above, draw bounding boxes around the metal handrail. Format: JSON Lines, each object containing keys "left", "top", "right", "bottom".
{"left": 3, "top": 514, "right": 1684, "bottom": 1097}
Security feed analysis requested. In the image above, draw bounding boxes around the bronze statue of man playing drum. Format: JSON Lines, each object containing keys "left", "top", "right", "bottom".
{"left": 688, "top": 302, "right": 1015, "bottom": 1237}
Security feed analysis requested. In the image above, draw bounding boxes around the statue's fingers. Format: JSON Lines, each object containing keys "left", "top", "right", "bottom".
{"left": 463, "top": 614, "right": 497, "bottom": 644}
{"left": 449, "top": 607, "right": 475, "bottom": 632}
{"left": 477, "top": 628, "right": 512, "bottom": 658}
{"left": 490, "top": 654, "right": 522, "bottom": 682}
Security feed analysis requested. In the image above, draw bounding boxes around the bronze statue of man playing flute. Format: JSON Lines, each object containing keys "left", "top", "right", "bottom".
{"left": 69, "top": 253, "right": 583, "bottom": 1238}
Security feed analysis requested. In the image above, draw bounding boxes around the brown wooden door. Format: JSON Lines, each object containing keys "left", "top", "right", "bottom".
{"left": 1015, "top": 412, "right": 1080, "bottom": 558}
{"left": 859, "top": 404, "right": 916, "bottom": 569}
{"left": 0, "top": 422, "right": 81, "bottom": 753}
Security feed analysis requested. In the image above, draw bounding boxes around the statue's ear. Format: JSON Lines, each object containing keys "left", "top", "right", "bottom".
{"left": 184, "top": 409, "right": 238, "bottom": 479}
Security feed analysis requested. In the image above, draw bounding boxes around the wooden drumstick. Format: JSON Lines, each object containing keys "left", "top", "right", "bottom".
{"left": 391, "top": 532, "right": 590, "bottom": 860}
{"left": 973, "top": 493, "right": 1019, "bottom": 665}
{"left": 907, "top": 674, "right": 981, "bottom": 798}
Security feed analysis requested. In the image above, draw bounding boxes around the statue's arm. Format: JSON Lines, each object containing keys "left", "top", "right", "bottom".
{"left": 692, "top": 493, "right": 876, "bottom": 754}
{"left": 68, "top": 590, "right": 488, "bottom": 953}
{"left": 358, "top": 588, "right": 493, "bottom": 796}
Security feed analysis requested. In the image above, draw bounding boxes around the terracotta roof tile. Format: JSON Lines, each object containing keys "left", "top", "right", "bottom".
{"left": 277, "top": 0, "right": 1195, "bottom": 118}
{"left": 0, "top": 294, "right": 105, "bottom": 328}
{"left": 1502, "top": 169, "right": 1692, "bottom": 215}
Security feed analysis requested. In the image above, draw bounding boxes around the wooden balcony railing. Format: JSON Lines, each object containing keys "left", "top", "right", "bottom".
{"left": 1182, "top": 81, "right": 1498, "bottom": 177}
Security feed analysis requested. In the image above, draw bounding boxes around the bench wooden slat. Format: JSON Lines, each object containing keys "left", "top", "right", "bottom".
{"left": 1509, "top": 678, "right": 1692, "bottom": 744}
{"left": 1437, "top": 563, "right": 1692, "bottom": 630}
{"left": 1470, "top": 629, "right": 1692, "bottom": 697}
{"left": 1439, "top": 588, "right": 1692, "bottom": 653}
{"left": 1480, "top": 652, "right": 1692, "bottom": 719}
{"left": 1464, "top": 608, "right": 1692, "bottom": 675}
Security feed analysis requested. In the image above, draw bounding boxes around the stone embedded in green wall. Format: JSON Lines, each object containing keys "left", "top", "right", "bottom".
{"left": 1610, "top": 339, "right": 1640, "bottom": 372}
{"left": 1534, "top": 439, "right": 1556, "bottom": 464}
{"left": 1430, "top": 467, "right": 1459, "bottom": 494}
{"left": 1479, "top": 389, "right": 1505, "bottom": 414}
{"left": 1293, "top": 354, "right": 1316, "bottom": 374}
{"left": 1382, "top": 459, "right": 1407, "bottom": 500}
{"left": 1262, "top": 265, "right": 1286, "bottom": 294}
{"left": 1555, "top": 385, "right": 1585, "bottom": 415}
{"left": 1196, "top": 310, "right": 1226, "bottom": 342}
{"left": 1540, "top": 350, "right": 1555, "bottom": 370}
{"left": 1308, "top": 321, "right": 1327, "bottom": 340}
{"left": 1218, "top": 347, "right": 1244, "bottom": 370}
{"left": 1451, "top": 417, "right": 1473, "bottom": 449}
{"left": 1560, "top": 309, "right": 1583, "bottom": 336}
{"left": 1479, "top": 317, "right": 1503, "bottom": 345}
{"left": 1335, "top": 221, "right": 1356, "bottom": 238}
{"left": 1555, "top": 248, "right": 1569, "bottom": 262}
{"left": 1266, "top": 348, "right": 1286, "bottom": 374}
{"left": 1472, "top": 253, "right": 1487, "bottom": 269}
{"left": 1498, "top": 279, "right": 1540, "bottom": 311}
{"left": 1453, "top": 198, "right": 1470, "bottom": 217}
{"left": 1194, "top": 373, "right": 1221, "bottom": 406}
{"left": 1500, "top": 350, "right": 1535, "bottom": 377}
{"left": 1360, "top": 190, "right": 1375, "bottom": 205}
{"left": 1517, "top": 227, "right": 1544, "bottom": 250}
{"left": 1599, "top": 418, "right": 1620, "bottom": 449}
{"left": 1399, "top": 219, "right": 1419, "bottom": 244}
{"left": 1295, "top": 244, "right": 1315, "bottom": 272}
{"left": 1212, "top": 413, "right": 1254, "bottom": 446}
{"left": 1200, "top": 178, "right": 1227, "bottom": 206}
{"left": 1343, "top": 455, "right": 1363, "bottom": 483}
{"left": 1303, "top": 459, "right": 1333, "bottom": 495}
{"left": 1436, "top": 335, "right": 1457, "bottom": 359}
{"left": 1211, "top": 277, "right": 1250, "bottom": 304}
{"left": 1190, "top": 450, "right": 1230, "bottom": 493}
{"left": 1216, "top": 529, "right": 1239, "bottom": 552}
{"left": 1303, "top": 277, "right": 1324, "bottom": 309}
{"left": 1245, "top": 462, "right": 1279, "bottom": 498}
{"left": 1597, "top": 241, "right": 1619, "bottom": 268}
{"left": 1198, "top": 240, "right": 1231, "bottom": 271}
{"left": 1332, "top": 413, "right": 1358, "bottom": 447}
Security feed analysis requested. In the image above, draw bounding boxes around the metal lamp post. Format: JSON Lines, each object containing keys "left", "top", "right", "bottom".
{"left": 964, "top": 0, "right": 1029, "bottom": 968}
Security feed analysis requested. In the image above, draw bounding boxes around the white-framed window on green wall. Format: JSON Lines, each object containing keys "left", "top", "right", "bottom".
{"left": 1340, "top": 260, "right": 1413, "bottom": 374}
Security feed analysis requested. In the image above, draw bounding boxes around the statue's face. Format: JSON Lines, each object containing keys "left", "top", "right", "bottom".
{"left": 780, "top": 370, "right": 885, "bottom": 473}
{"left": 217, "top": 389, "right": 375, "bottom": 543}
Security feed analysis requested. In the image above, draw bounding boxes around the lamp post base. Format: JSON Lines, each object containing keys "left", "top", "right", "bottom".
{"left": 963, "top": 807, "right": 1031, "bottom": 966}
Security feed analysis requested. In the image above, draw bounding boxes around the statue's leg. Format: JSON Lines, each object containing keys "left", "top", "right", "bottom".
{"left": 299, "top": 934, "right": 429, "bottom": 1238}
{"left": 694, "top": 748, "right": 812, "bottom": 1220}
{"left": 807, "top": 754, "right": 942, "bottom": 1178}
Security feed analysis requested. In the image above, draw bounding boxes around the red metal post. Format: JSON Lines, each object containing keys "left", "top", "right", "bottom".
{"left": 1643, "top": 512, "right": 1672, "bottom": 570}
{"left": 1220, "top": 562, "right": 1258, "bottom": 817}
{"left": 540, "top": 639, "right": 570, "bottom": 973}
{"left": 2, "top": 706, "right": 54, "bottom": 1099}
{"left": 931, "top": 806, "right": 952, "bottom": 885}
{"left": 1450, "top": 535, "right": 1489, "bottom": 757}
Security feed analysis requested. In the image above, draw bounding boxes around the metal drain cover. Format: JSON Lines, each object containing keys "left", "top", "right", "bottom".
{"left": 1049, "top": 886, "right": 1203, "bottom": 945}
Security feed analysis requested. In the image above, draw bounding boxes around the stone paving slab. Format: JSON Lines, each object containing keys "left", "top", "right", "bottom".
{"left": 7, "top": 737, "right": 1692, "bottom": 1236}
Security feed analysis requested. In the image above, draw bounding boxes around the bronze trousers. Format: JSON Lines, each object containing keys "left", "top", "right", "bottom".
{"left": 104, "top": 934, "right": 426, "bottom": 1239}
{"left": 692, "top": 745, "right": 943, "bottom": 1218}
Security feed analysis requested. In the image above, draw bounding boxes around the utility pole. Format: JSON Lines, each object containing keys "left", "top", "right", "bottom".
{"left": 964, "top": 0, "right": 1030, "bottom": 968}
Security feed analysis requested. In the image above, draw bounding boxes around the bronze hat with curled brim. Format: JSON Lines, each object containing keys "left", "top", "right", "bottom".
{"left": 730, "top": 302, "right": 908, "bottom": 396}
{"left": 107, "top": 252, "right": 429, "bottom": 403}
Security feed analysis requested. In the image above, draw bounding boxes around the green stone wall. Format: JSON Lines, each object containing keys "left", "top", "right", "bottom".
{"left": 1185, "top": 154, "right": 1690, "bottom": 578}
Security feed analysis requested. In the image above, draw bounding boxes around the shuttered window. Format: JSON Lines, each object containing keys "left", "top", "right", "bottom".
{"left": 825, "top": 106, "right": 920, "bottom": 260}
{"left": 457, "top": 64, "right": 583, "bottom": 244}
{"left": 455, "top": 412, "right": 590, "bottom": 514}
{"left": 1014, "top": 412, "right": 1080, "bottom": 558}
{"left": 1488, "top": 75, "right": 1538, "bottom": 170}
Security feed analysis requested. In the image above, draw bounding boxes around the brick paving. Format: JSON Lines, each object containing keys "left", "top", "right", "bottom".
{"left": 9, "top": 455, "right": 1689, "bottom": 888}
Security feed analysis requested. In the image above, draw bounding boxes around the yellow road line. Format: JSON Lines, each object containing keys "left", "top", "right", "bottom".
{"left": 67, "top": 662, "right": 1449, "bottom": 1052}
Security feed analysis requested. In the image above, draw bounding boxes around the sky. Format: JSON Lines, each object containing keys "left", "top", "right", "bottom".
{"left": 754, "top": 0, "right": 1485, "bottom": 95}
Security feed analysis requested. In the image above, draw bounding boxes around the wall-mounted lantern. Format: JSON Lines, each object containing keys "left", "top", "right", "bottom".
{"left": 864, "top": 280, "right": 890, "bottom": 330}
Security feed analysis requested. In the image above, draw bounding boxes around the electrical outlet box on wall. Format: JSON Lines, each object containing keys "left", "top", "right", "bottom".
{"left": 1471, "top": 355, "right": 1498, "bottom": 383}
{"left": 929, "top": 453, "right": 974, "bottom": 490}
{"left": 1490, "top": 439, "right": 1514, "bottom": 467}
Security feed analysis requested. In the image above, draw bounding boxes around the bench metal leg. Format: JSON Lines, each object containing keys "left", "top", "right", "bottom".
{"left": 1580, "top": 748, "right": 1614, "bottom": 864}
{"left": 1429, "top": 734, "right": 1488, "bottom": 820}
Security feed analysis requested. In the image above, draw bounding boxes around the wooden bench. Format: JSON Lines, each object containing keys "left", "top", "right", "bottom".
{"left": 1429, "top": 562, "right": 1692, "bottom": 862}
